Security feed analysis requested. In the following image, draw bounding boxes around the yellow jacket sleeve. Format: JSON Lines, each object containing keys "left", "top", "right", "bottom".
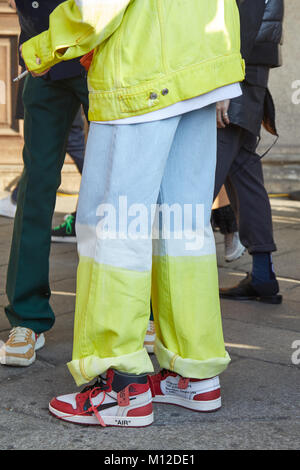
{"left": 21, "top": 0, "right": 132, "bottom": 74}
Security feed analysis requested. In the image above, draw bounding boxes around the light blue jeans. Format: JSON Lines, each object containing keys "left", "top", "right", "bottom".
{"left": 69, "top": 104, "right": 230, "bottom": 386}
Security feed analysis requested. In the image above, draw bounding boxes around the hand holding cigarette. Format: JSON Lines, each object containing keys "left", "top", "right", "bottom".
{"left": 13, "top": 46, "right": 50, "bottom": 82}
{"left": 13, "top": 70, "right": 29, "bottom": 82}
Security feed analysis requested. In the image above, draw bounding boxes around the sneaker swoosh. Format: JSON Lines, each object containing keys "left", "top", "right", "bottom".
{"left": 85, "top": 396, "right": 136, "bottom": 412}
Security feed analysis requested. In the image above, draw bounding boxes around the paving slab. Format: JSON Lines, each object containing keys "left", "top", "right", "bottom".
{"left": 0, "top": 358, "right": 299, "bottom": 450}
{"left": 270, "top": 250, "right": 300, "bottom": 280}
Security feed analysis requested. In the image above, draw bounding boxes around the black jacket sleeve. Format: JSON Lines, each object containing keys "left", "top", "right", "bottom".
{"left": 237, "top": 0, "right": 266, "bottom": 61}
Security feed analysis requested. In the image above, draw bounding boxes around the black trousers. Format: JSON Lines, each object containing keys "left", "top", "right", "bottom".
{"left": 214, "top": 125, "right": 276, "bottom": 254}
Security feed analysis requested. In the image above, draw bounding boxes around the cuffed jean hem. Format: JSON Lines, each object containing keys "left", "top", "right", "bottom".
{"left": 67, "top": 348, "right": 154, "bottom": 387}
{"left": 154, "top": 338, "right": 231, "bottom": 379}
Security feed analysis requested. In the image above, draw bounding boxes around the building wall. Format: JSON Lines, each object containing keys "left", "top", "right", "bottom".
{"left": 0, "top": 1, "right": 81, "bottom": 193}
{"left": 260, "top": 0, "right": 300, "bottom": 162}
{"left": 0, "top": 0, "right": 23, "bottom": 183}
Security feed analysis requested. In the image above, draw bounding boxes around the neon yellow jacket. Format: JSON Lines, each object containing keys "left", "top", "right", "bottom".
{"left": 22, "top": 0, "right": 245, "bottom": 121}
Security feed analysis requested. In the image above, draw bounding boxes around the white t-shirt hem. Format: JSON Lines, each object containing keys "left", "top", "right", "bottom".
{"left": 93, "top": 83, "right": 241, "bottom": 125}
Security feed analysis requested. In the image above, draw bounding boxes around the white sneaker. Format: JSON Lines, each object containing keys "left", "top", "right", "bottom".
{"left": 144, "top": 320, "right": 156, "bottom": 354}
{"left": 149, "top": 370, "right": 221, "bottom": 412}
{"left": 224, "top": 232, "right": 246, "bottom": 262}
{"left": 0, "top": 327, "right": 45, "bottom": 366}
{"left": 0, "top": 196, "right": 16, "bottom": 218}
{"left": 49, "top": 369, "right": 153, "bottom": 427}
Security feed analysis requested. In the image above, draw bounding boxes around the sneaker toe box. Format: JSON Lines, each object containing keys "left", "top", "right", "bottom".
{"left": 49, "top": 394, "right": 78, "bottom": 415}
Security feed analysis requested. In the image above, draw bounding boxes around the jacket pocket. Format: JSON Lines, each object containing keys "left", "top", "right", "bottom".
{"left": 118, "top": 89, "right": 160, "bottom": 114}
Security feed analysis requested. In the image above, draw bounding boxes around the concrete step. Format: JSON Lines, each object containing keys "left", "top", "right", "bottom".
{"left": 0, "top": 160, "right": 81, "bottom": 195}
{"left": 263, "top": 162, "right": 300, "bottom": 194}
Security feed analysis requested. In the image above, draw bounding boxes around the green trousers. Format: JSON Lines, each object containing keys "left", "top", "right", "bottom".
{"left": 5, "top": 73, "right": 89, "bottom": 334}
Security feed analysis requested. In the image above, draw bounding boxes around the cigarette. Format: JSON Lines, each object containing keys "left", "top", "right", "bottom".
{"left": 13, "top": 70, "right": 29, "bottom": 82}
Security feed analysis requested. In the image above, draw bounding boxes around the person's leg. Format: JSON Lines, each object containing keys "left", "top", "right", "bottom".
{"left": 5, "top": 75, "right": 82, "bottom": 335}
{"left": 214, "top": 125, "right": 245, "bottom": 200}
{"left": 212, "top": 204, "right": 238, "bottom": 235}
{"left": 66, "top": 108, "right": 85, "bottom": 174}
{"left": 212, "top": 203, "right": 245, "bottom": 262}
{"left": 51, "top": 108, "right": 83, "bottom": 242}
{"left": 68, "top": 119, "right": 182, "bottom": 386}
{"left": 150, "top": 106, "right": 229, "bottom": 412}
{"left": 226, "top": 131, "right": 276, "bottom": 255}
{"left": 49, "top": 118, "right": 185, "bottom": 426}
{"left": 49, "top": 107, "right": 229, "bottom": 425}
{"left": 50, "top": 76, "right": 89, "bottom": 243}
{"left": 211, "top": 184, "right": 244, "bottom": 262}
{"left": 220, "top": 131, "right": 281, "bottom": 303}
{"left": 151, "top": 105, "right": 230, "bottom": 381}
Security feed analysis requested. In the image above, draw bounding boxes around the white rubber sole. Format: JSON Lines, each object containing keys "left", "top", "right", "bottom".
{"left": 0, "top": 353, "right": 36, "bottom": 367}
{"left": 153, "top": 394, "right": 221, "bottom": 412}
{"left": 51, "top": 236, "right": 77, "bottom": 243}
{"left": 49, "top": 404, "right": 154, "bottom": 427}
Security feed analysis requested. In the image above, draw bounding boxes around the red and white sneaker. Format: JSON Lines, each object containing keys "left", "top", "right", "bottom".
{"left": 149, "top": 370, "right": 221, "bottom": 412}
{"left": 49, "top": 369, "right": 154, "bottom": 427}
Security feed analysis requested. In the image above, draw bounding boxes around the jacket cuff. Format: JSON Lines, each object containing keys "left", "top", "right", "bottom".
{"left": 21, "top": 30, "right": 61, "bottom": 74}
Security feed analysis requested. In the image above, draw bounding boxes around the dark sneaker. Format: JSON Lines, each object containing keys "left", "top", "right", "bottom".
{"left": 149, "top": 370, "right": 221, "bottom": 412}
{"left": 219, "top": 273, "right": 282, "bottom": 304}
{"left": 49, "top": 369, "right": 153, "bottom": 427}
{"left": 51, "top": 212, "right": 76, "bottom": 243}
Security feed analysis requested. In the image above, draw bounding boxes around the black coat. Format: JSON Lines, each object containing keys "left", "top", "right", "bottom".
{"left": 248, "top": 0, "right": 284, "bottom": 68}
{"left": 230, "top": 0, "right": 284, "bottom": 137}
{"left": 15, "top": 0, "right": 84, "bottom": 80}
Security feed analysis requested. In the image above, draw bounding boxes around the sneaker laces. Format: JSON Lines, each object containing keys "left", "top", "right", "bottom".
{"left": 53, "top": 214, "right": 75, "bottom": 234}
{"left": 60, "top": 375, "right": 111, "bottom": 427}
{"left": 7, "top": 327, "right": 32, "bottom": 345}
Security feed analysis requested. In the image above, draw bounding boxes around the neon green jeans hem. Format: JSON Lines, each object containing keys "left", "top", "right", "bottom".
{"left": 154, "top": 338, "right": 231, "bottom": 379}
{"left": 67, "top": 348, "right": 154, "bottom": 387}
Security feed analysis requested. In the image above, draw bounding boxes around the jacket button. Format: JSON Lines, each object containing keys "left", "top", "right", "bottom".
{"left": 149, "top": 92, "right": 158, "bottom": 100}
{"left": 32, "top": 1, "right": 39, "bottom": 8}
{"left": 162, "top": 88, "right": 169, "bottom": 96}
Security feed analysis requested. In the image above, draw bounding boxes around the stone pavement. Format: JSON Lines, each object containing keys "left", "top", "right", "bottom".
{"left": 0, "top": 193, "right": 299, "bottom": 450}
